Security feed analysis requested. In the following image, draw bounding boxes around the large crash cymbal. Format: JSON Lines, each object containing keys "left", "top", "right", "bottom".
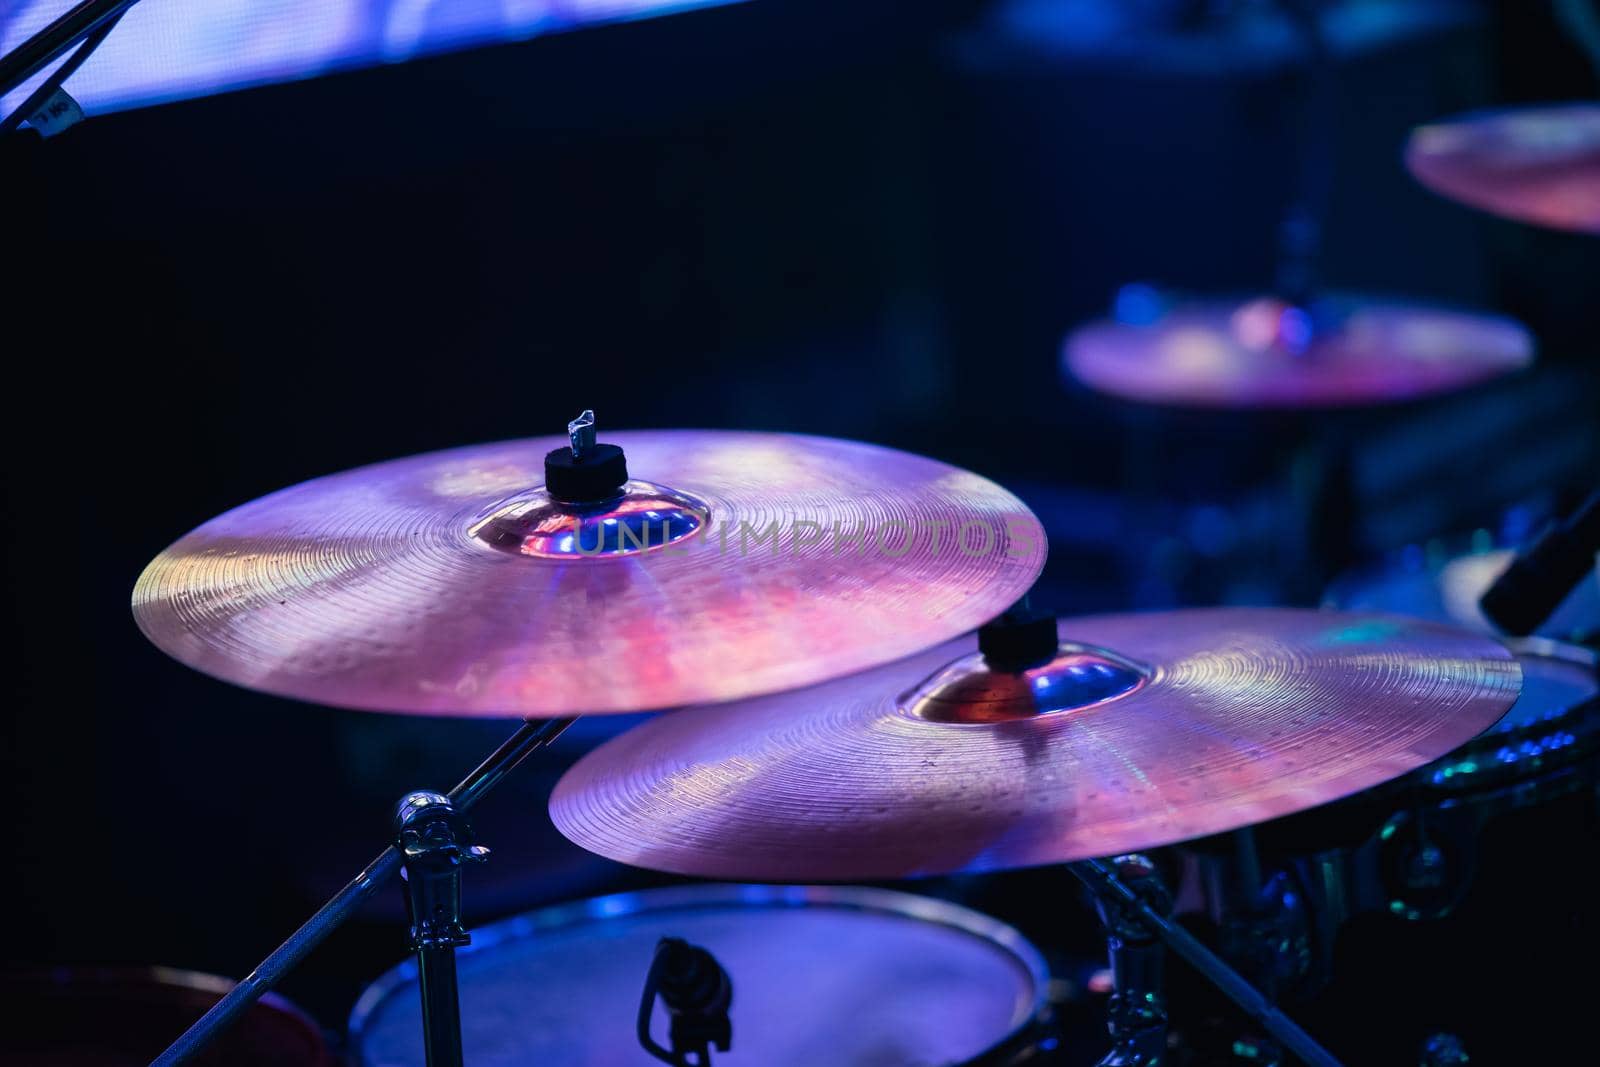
{"left": 133, "top": 429, "right": 1046, "bottom": 716}
{"left": 1406, "top": 103, "right": 1600, "bottom": 235}
{"left": 1063, "top": 292, "right": 1532, "bottom": 408}
{"left": 550, "top": 608, "right": 1521, "bottom": 879}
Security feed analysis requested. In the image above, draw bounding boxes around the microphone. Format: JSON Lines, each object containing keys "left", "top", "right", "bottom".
{"left": 638, "top": 937, "right": 733, "bottom": 1066}
{"left": 1479, "top": 490, "right": 1600, "bottom": 636}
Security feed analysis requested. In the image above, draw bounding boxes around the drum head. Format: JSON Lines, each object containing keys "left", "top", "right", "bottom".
{"left": 1482, "top": 643, "right": 1598, "bottom": 737}
{"left": 350, "top": 885, "right": 1048, "bottom": 1067}
{"left": 1326, "top": 543, "right": 1600, "bottom": 640}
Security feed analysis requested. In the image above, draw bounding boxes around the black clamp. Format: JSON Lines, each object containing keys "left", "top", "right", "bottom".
{"left": 638, "top": 936, "right": 733, "bottom": 1067}
{"left": 393, "top": 790, "right": 488, "bottom": 952}
{"left": 1084, "top": 855, "right": 1171, "bottom": 1067}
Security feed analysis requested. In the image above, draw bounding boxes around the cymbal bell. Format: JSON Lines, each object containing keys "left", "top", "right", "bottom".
{"left": 550, "top": 608, "right": 1521, "bottom": 880}
{"left": 132, "top": 430, "right": 1046, "bottom": 716}
{"left": 1063, "top": 292, "right": 1532, "bottom": 408}
{"left": 1407, "top": 103, "right": 1600, "bottom": 235}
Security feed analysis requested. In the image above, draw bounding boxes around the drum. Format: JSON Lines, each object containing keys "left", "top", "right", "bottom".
{"left": 350, "top": 884, "right": 1053, "bottom": 1067}
{"left": 1175, "top": 638, "right": 1600, "bottom": 1061}
{"left": 1360, "top": 638, "right": 1600, "bottom": 920}
{"left": 0, "top": 966, "right": 333, "bottom": 1067}
{"left": 1249, "top": 637, "right": 1599, "bottom": 918}
{"left": 1251, "top": 638, "right": 1600, "bottom": 1062}
{"left": 1323, "top": 536, "right": 1600, "bottom": 639}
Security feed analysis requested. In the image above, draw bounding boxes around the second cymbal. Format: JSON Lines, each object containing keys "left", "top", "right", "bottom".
{"left": 550, "top": 608, "right": 1521, "bottom": 880}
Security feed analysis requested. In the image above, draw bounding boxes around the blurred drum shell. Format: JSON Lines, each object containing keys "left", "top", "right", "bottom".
{"left": 0, "top": 966, "right": 334, "bottom": 1067}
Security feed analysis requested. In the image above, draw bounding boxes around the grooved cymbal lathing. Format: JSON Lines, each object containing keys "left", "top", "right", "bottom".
{"left": 1064, "top": 294, "right": 1531, "bottom": 408}
{"left": 133, "top": 431, "right": 1046, "bottom": 716}
{"left": 1407, "top": 104, "right": 1600, "bottom": 235}
{"left": 550, "top": 608, "right": 1521, "bottom": 879}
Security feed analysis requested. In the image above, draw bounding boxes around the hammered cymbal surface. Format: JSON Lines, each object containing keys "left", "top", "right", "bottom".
{"left": 132, "top": 431, "right": 1046, "bottom": 716}
{"left": 1407, "top": 103, "right": 1600, "bottom": 234}
{"left": 1064, "top": 295, "right": 1531, "bottom": 408}
{"left": 550, "top": 609, "right": 1521, "bottom": 879}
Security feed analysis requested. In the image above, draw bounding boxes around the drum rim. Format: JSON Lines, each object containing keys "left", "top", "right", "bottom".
{"left": 1461, "top": 637, "right": 1597, "bottom": 742}
{"left": 1323, "top": 536, "right": 1600, "bottom": 639}
{"left": 1418, "top": 638, "right": 1599, "bottom": 796}
{"left": 0, "top": 964, "right": 334, "bottom": 1066}
{"left": 1499, "top": 635, "right": 1599, "bottom": 674}
{"left": 349, "top": 882, "right": 1051, "bottom": 1064}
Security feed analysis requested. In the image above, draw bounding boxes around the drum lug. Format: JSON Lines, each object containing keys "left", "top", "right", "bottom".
{"left": 1374, "top": 808, "right": 1477, "bottom": 922}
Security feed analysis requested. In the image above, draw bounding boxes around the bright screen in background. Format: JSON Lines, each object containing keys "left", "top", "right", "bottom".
{"left": 2, "top": 0, "right": 744, "bottom": 119}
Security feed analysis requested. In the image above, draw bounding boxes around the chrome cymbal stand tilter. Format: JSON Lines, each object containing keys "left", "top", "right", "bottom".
{"left": 152, "top": 716, "right": 578, "bottom": 1067}
{"left": 1194, "top": 829, "right": 1315, "bottom": 1064}
{"left": 1081, "top": 855, "right": 1170, "bottom": 1067}
{"left": 1070, "top": 857, "right": 1342, "bottom": 1067}
{"left": 395, "top": 790, "right": 486, "bottom": 1067}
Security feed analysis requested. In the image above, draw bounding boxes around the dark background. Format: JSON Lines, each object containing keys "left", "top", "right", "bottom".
{"left": 4, "top": 0, "right": 1598, "bottom": 1063}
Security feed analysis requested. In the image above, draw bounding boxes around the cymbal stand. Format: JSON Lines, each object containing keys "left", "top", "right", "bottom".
{"left": 1273, "top": 0, "right": 1336, "bottom": 311}
{"left": 1070, "top": 856, "right": 1342, "bottom": 1067}
{"left": 1082, "top": 854, "right": 1170, "bottom": 1066}
{"left": 1198, "top": 829, "right": 1315, "bottom": 1064}
{"left": 1204, "top": 829, "right": 1311, "bottom": 1002}
{"left": 152, "top": 715, "right": 578, "bottom": 1067}
{"left": 1273, "top": 0, "right": 1363, "bottom": 602}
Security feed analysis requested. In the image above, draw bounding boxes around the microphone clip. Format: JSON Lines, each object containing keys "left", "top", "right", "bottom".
{"left": 638, "top": 936, "right": 733, "bottom": 1067}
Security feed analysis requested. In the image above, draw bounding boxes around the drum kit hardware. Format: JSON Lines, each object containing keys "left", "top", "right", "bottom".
{"left": 1324, "top": 521, "right": 1600, "bottom": 643}
{"left": 1060, "top": 4, "right": 1542, "bottom": 413}
{"left": 121, "top": 398, "right": 1600, "bottom": 1065}
{"left": 139, "top": 415, "right": 1053, "bottom": 1067}
{"left": 634, "top": 933, "right": 734, "bottom": 1067}
{"left": 2, "top": 1, "right": 1578, "bottom": 1062}
{"left": 1049, "top": 10, "right": 1579, "bottom": 624}
{"left": 348, "top": 884, "right": 1056, "bottom": 1067}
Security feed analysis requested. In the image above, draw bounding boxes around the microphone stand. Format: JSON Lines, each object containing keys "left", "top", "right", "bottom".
{"left": 0, "top": 0, "right": 144, "bottom": 98}
{"left": 151, "top": 715, "right": 578, "bottom": 1067}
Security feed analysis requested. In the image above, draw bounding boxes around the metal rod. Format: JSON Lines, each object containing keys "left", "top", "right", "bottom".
{"left": 1071, "top": 859, "right": 1343, "bottom": 1067}
{"left": 1233, "top": 827, "right": 1263, "bottom": 901}
{"left": 0, "top": 0, "right": 142, "bottom": 98}
{"left": 451, "top": 716, "right": 575, "bottom": 812}
{"left": 1274, "top": 0, "right": 1337, "bottom": 307}
{"left": 151, "top": 847, "right": 403, "bottom": 1067}
{"left": 417, "top": 946, "right": 466, "bottom": 1067}
{"left": 151, "top": 714, "right": 579, "bottom": 1066}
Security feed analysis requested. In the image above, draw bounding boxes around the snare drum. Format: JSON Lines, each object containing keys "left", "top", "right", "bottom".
{"left": 350, "top": 884, "right": 1053, "bottom": 1067}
